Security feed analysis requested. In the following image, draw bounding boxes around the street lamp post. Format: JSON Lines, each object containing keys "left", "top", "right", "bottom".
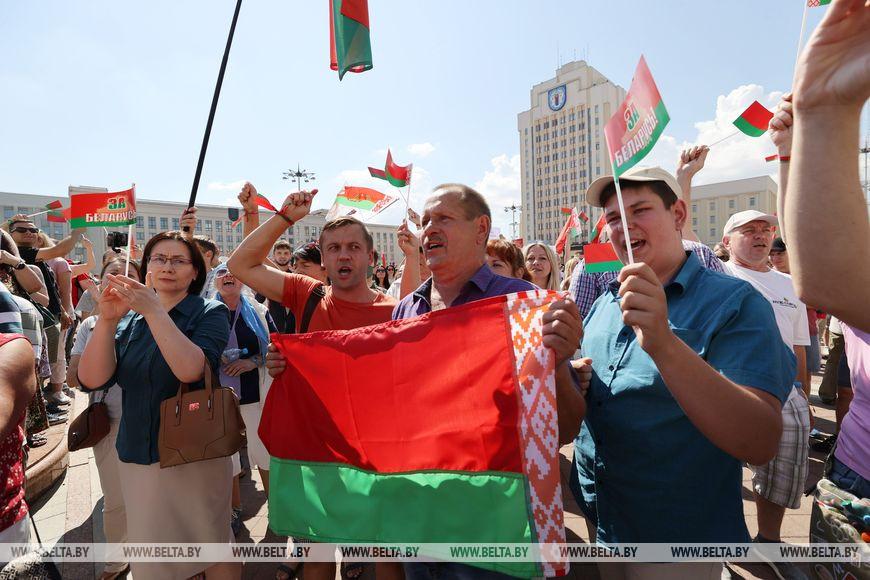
{"left": 504, "top": 203, "right": 522, "bottom": 240}
{"left": 282, "top": 164, "right": 316, "bottom": 191}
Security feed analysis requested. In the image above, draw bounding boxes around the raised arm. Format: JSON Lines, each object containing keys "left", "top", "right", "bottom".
{"left": 70, "top": 237, "right": 96, "bottom": 277}
{"left": 37, "top": 228, "right": 84, "bottom": 261}
{"left": 396, "top": 221, "right": 422, "bottom": 299}
{"left": 237, "top": 182, "right": 261, "bottom": 240}
{"left": 675, "top": 145, "right": 708, "bottom": 243}
{"left": 228, "top": 190, "right": 316, "bottom": 303}
{"left": 786, "top": 0, "right": 870, "bottom": 330}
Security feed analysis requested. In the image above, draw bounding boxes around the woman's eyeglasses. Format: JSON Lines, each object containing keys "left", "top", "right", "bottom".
{"left": 148, "top": 255, "right": 192, "bottom": 267}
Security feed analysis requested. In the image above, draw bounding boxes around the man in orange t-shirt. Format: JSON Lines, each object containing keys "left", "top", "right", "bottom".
{"left": 228, "top": 188, "right": 405, "bottom": 580}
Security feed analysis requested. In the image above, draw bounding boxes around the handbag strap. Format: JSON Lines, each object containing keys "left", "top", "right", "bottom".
{"left": 298, "top": 285, "right": 326, "bottom": 333}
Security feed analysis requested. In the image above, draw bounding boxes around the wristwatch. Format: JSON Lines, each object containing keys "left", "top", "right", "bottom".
{"left": 13, "top": 259, "right": 26, "bottom": 270}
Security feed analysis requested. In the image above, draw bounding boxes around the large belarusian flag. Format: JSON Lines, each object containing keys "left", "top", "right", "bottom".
{"left": 69, "top": 186, "right": 136, "bottom": 228}
{"left": 732, "top": 101, "right": 774, "bottom": 137}
{"left": 262, "top": 291, "right": 569, "bottom": 578}
{"left": 604, "top": 56, "right": 670, "bottom": 177}
{"left": 329, "top": 0, "right": 373, "bottom": 80}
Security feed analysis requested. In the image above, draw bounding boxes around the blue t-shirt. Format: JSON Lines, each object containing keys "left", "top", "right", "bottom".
{"left": 573, "top": 252, "right": 795, "bottom": 544}
{"left": 83, "top": 294, "right": 230, "bottom": 465}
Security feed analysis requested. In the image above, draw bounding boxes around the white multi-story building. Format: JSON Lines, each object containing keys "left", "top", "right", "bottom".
{"left": 517, "top": 60, "right": 626, "bottom": 243}
{"left": 689, "top": 176, "right": 779, "bottom": 246}
{"left": 0, "top": 190, "right": 402, "bottom": 272}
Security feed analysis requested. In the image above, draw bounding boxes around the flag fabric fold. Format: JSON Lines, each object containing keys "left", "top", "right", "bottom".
{"left": 329, "top": 0, "right": 373, "bottom": 80}
{"left": 46, "top": 207, "right": 70, "bottom": 223}
{"left": 733, "top": 101, "right": 774, "bottom": 137}
{"left": 385, "top": 150, "right": 412, "bottom": 187}
{"left": 262, "top": 290, "right": 569, "bottom": 577}
{"left": 589, "top": 214, "right": 606, "bottom": 243}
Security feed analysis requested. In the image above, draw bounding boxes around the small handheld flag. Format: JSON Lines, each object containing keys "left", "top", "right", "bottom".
{"left": 733, "top": 101, "right": 774, "bottom": 137}
{"left": 584, "top": 243, "right": 622, "bottom": 273}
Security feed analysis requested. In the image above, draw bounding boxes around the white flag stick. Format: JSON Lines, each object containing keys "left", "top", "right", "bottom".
{"left": 605, "top": 135, "right": 635, "bottom": 265}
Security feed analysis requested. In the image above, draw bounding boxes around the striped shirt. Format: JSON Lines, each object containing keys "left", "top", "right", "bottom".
{"left": 0, "top": 286, "right": 23, "bottom": 334}
{"left": 568, "top": 239, "right": 726, "bottom": 320}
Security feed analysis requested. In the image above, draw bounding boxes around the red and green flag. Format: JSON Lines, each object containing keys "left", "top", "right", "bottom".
{"left": 555, "top": 209, "right": 581, "bottom": 255}
{"left": 604, "top": 56, "right": 670, "bottom": 177}
{"left": 733, "top": 101, "right": 774, "bottom": 137}
{"left": 589, "top": 214, "right": 606, "bottom": 243}
{"left": 584, "top": 242, "right": 622, "bottom": 273}
{"left": 325, "top": 186, "right": 397, "bottom": 221}
{"left": 560, "top": 207, "right": 573, "bottom": 215}
{"left": 44, "top": 200, "right": 63, "bottom": 211}
{"left": 69, "top": 186, "right": 136, "bottom": 228}
{"left": 807, "top": 0, "right": 831, "bottom": 6}
{"left": 578, "top": 210, "right": 589, "bottom": 223}
{"left": 262, "top": 291, "right": 569, "bottom": 578}
{"left": 329, "top": 0, "right": 373, "bottom": 80}
{"left": 370, "top": 150, "right": 412, "bottom": 188}
{"left": 46, "top": 207, "right": 70, "bottom": 223}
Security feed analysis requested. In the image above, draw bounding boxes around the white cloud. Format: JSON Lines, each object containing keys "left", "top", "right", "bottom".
{"left": 473, "top": 154, "right": 522, "bottom": 238}
{"left": 644, "top": 84, "right": 784, "bottom": 184}
{"left": 407, "top": 142, "right": 436, "bottom": 158}
{"left": 207, "top": 180, "right": 246, "bottom": 192}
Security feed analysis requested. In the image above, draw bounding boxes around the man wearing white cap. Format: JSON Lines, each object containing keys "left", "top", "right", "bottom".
{"left": 571, "top": 167, "right": 794, "bottom": 578}
{"left": 721, "top": 210, "right": 810, "bottom": 578}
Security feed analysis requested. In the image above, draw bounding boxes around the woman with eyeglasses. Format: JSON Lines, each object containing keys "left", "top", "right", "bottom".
{"left": 77, "top": 231, "right": 237, "bottom": 580}
{"left": 523, "top": 242, "right": 561, "bottom": 291}
{"left": 212, "top": 263, "right": 276, "bottom": 537}
{"left": 67, "top": 256, "right": 141, "bottom": 580}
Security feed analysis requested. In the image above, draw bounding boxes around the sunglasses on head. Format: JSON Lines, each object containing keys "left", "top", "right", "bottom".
{"left": 12, "top": 227, "right": 39, "bottom": 234}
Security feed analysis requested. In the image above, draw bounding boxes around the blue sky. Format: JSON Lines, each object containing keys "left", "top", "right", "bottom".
{"left": 0, "top": 1, "right": 845, "bottom": 235}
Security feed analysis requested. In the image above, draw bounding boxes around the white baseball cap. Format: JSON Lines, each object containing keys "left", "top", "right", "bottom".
{"left": 722, "top": 210, "right": 778, "bottom": 235}
{"left": 585, "top": 166, "right": 683, "bottom": 208}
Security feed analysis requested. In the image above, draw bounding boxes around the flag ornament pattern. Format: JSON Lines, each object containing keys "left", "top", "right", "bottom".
{"left": 262, "top": 290, "right": 568, "bottom": 577}
{"left": 604, "top": 56, "right": 670, "bottom": 177}
{"left": 325, "top": 187, "right": 397, "bottom": 221}
{"left": 329, "top": 0, "right": 373, "bottom": 80}
{"left": 733, "top": 101, "right": 774, "bottom": 137}
{"left": 807, "top": 0, "right": 831, "bottom": 6}
{"left": 584, "top": 243, "right": 622, "bottom": 273}
{"left": 69, "top": 187, "right": 136, "bottom": 229}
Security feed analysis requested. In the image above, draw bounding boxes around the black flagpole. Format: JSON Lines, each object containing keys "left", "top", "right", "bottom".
{"left": 184, "top": 0, "right": 243, "bottom": 232}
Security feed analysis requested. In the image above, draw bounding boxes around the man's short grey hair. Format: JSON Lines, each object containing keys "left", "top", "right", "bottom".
{"left": 431, "top": 183, "right": 491, "bottom": 235}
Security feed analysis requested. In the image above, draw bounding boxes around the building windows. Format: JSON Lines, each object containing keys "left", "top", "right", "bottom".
{"left": 728, "top": 199, "right": 735, "bottom": 210}
{"left": 137, "top": 216, "right": 144, "bottom": 228}
{"left": 195, "top": 221, "right": 202, "bottom": 233}
{"left": 216, "top": 232, "right": 223, "bottom": 243}
{"left": 3, "top": 206, "right": 13, "bottom": 220}
{"left": 709, "top": 215, "right": 716, "bottom": 224}
{"left": 709, "top": 228, "right": 715, "bottom": 237}
{"left": 148, "top": 216, "right": 156, "bottom": 229}
{"left": 692, "top": 204, "right": 697, "bottom": 213}
{"left": 205, "top": 220, "right": 212, "bottom": 232}
{"left": 136, "top": 231, "right": 145, "bottom": 241}
{"left": 692, "top": 217, "right": 698, "bottom": 226}
{"left": 172, "top": 218, "right": 179, "bottom": 230}
{"left": 749, "top": 196, "right": 756, "bottom": 207}
{"left": 709, "top": 201, "right": 715, "bottom": 211}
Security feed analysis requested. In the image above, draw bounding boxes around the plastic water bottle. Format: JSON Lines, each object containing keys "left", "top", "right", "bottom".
{"left": 222, "top": 348, "right": 249, "bottom": 364}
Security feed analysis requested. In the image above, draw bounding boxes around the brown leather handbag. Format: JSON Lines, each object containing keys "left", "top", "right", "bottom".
{"left": 158, "top": 362, "right": 246, "bottom": 468}
{"left": 67, "top": 391, "right": 110, "bottom": 452}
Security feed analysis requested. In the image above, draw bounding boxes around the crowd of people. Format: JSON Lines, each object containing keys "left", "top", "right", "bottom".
{"left": 0, "top": 2, "right": 867, "bottom": 579}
